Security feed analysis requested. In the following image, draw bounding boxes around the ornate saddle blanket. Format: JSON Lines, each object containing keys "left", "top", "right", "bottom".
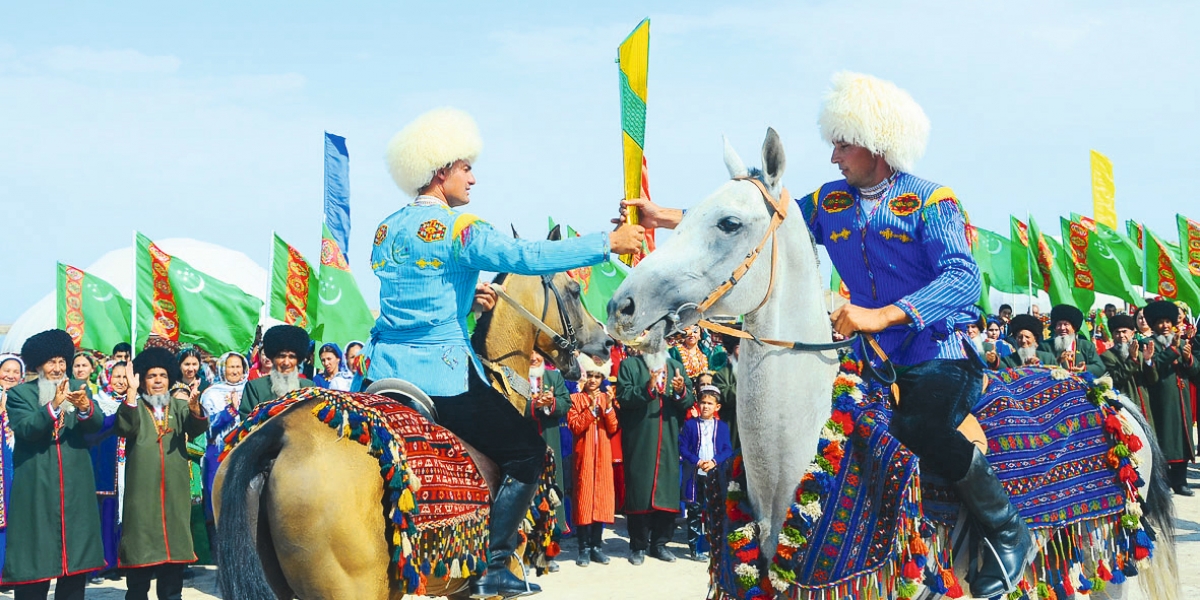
{"left": 921, "top": 367, "right": 1127, "bottom": 529}
{"left": 223, "top": 387, "right": 490, "bottom": 594}
{"left": 708, "top": 363, "right": 1149, "bottom": 600}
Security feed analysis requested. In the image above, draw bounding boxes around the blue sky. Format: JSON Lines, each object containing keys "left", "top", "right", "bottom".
{"left": 2, "top": 1, "right": 1198, "bottom": 323}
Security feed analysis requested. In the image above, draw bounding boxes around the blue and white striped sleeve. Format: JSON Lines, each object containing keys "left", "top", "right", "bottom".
{"left": 797, "top": 190, "right": 824, "bottom": 244}
{"left": 456, "top": 214, "right": 609, "bottom": 274}
{"left": 893, "top": 197, "right": 981, "bottom": 330}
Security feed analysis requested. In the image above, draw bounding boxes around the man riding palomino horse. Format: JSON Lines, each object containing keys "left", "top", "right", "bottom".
{"left": 365, "top": 107, "right": 645, "bottom": 599}
{"left": 624, "top": 72, "right": 1032, "bottom": 599}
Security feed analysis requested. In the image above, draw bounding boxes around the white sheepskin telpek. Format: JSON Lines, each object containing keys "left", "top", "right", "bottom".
{"left": 576, "top": 352, "right": 612, "bottom": 376}
{"left": 385, "top": 107, "right": 483, "bottom": 197}
{"left": 818, "top": 72, "right": 930, "bottom": 174}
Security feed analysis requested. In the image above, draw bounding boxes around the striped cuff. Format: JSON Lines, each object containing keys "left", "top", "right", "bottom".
{"left": 894, "top": 299, "right": 925, "bottom": 330}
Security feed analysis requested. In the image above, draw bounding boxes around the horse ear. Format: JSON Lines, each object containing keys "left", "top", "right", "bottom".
{"left": 511, "top": 225, "right": 521, "bottom": 239}
{"left": 761, "top": 127, "right": 786, "bottom": 193}
{"left": 548, "top": 224, "right": 562, "bottom": 241}
{"left": 723, "top": 135, "right": 749, "bottom": 179}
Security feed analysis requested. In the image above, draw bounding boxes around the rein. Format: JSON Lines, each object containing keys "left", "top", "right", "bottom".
{"left": 488, "top": 276, "right": 580, "bottom": 355}
{"left": 662, "top": 175, "right": 895, "bottom": 384}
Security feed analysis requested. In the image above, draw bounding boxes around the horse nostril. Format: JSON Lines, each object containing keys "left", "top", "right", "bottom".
{"left": 603, "top": 338, "right": 615, "bottom": 351}
{"left": 617, "top": 296, "right": 635, "bottom": 317}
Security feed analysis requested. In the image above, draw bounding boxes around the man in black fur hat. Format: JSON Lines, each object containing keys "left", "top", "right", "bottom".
{"left": 1, "top": 329, "right": 104, "bottom": 599}
{"left": 1142, "top": 301, "right": 1200, "bottom": 495}
{"left": 1100, "top": 313, "right": 1158, "bottom": 430}
{"left": 1038, "top": 304, "right": 1105, "bottom": 377}
{"left": 238, "top": 325, "right": 315, "bottom": 419}
{"left": 116, "top": 347, "right": 208, "bottom": 600}
{"left": 1000, "top": 314, "right": 1057, "bottom": 369}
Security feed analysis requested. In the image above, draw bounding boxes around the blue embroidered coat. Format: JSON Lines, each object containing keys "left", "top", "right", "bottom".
{"left": 367, "top": 198, "right": 609, "bottom": 396}
{"left": 799, "top": 174, "right": 982, "bottom": 367}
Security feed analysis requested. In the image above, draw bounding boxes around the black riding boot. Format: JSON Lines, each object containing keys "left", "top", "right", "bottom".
{"left": 955, "top": 448, "right": 1033, "bottom": 599}
{"left": 588, "top": 523, "right": 610, "bottom": 564}
{"left": 470, "top": 476, "right": 543, "bottom": 599}
{"left": 575, "top": 524, "right": 591, "bottom": 567}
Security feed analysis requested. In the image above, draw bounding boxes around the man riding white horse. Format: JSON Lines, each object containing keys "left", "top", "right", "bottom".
{"left": 624, "top": 72, "right": 1032, "bottom": 599}
{"left": 365, "top": 107, "right": 645, "bottom": 599}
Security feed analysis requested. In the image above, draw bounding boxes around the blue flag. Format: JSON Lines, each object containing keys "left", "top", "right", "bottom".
{"left": 324, "top": 132, "right": 351, "bottom": 259}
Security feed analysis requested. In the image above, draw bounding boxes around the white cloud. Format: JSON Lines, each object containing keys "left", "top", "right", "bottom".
{"left": 43, "top": 46, "right": 181, "bottom": 74}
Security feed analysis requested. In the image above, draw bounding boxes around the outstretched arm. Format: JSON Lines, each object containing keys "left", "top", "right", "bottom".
{"left": 619, "top": 198, "right": 684, "bottom": 230}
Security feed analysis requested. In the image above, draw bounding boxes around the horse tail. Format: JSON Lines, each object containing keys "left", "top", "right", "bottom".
{"left": 216, "top": 419, "right": 286, "bottom": 600}
{"left": 1117, "top": 397, "right": 1180, "bottom": 600}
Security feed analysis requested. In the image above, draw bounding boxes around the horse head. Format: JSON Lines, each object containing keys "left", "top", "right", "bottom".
{"left": 608, "top": 128, "right": 789, "bottom": 352}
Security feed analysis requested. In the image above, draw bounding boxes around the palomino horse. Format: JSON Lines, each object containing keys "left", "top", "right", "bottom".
{"left": 606, "top": 130, "right": 1178, "bottom": 599}
{"left": 213, "top": 271, "right": 608, "bottom": 600}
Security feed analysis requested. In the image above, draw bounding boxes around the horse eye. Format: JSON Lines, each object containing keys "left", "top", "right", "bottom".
{"left": 567, "top": 280, "right": 581, "bottom": 296}
{"left": 717, "top": 217, "right": 742, "bottom": 234}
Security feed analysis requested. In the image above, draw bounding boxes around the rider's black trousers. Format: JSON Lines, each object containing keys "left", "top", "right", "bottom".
{"left": 430, "top": 368, "right": 548, "bottom": 485}
{"left": 890, "top": 358, "right": 982, "bottom": 482}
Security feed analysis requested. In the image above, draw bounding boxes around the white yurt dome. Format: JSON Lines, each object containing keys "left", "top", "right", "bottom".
{"left": 2, "top": 238, "right": 272, "bottom": 354}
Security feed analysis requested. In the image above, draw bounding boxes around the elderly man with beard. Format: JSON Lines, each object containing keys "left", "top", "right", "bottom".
{"left": 1142, "top": 301, "right": 1200, "bottom": 495}
{"left": 1, "top": 329, "right": 104, "bottom": 600}
{"left": 116, "top": 348, "right": 207, "bottom": 599}
{"left": 239, "top": 325, "right": 315, "bottom": 420}
{"left": 1038, "top": 304, "right": 1105, "bottom": 377}
{"left": 1000, "top": 315, "right": 1057, "bottom": 369}
{"left": 1100, "top": 314, "right": 1158, "bottom": 430}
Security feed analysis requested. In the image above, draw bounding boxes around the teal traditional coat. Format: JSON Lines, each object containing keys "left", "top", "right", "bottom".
{"left": 527, "top": 368, "right": 570, "bottom": 530}
{"left": 366, "top": 198, "right": 608, "bottom": 396}
{"left": 616, "top": 355, "right": 693, "bottom": 513}
{"left": 2, "top": 378, "right": 105, "bottom": 584}
{"left": 238, "top": 376, "right": 315, "bottom": 420}
{"left": 1038, "top": 334, "right": 1106, "bottom": 377}
{"left": 114, "top": 397, "right": 208, "bottom": 568}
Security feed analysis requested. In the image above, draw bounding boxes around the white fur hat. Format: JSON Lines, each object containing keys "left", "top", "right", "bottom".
{"left": 385, "top": 107, "right": 483, "bottom": 197}
{"left": 818, "top": 72, "right": 930, "bottom": 174}
{"left": 577, "top": 353, "right": 612, "bottom": 375}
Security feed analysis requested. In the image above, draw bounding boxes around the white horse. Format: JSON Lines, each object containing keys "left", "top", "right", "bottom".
{"left": 606, "top": 129, "right": 1178, "bottom": 600}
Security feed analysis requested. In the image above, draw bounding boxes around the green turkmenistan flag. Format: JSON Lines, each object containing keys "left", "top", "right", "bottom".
{"left": 312, "top": 223, "right": 375, "bottom": 348}
{"left": 1144, "top": 225, "right": 1200, "bottom": 313}
{"left": 57, "top": 263, "right": 131, "bottom": 353}
{"left": 1028, "top": 216, "right": 1095, "bottom": 310}
{"left": 268, "top": 233, "right": 318, "bottom": 329}
{"left": 551, "top": 218, "right": 629, "bottom": 322}
{"left": 1010, "top": 217, "right": 1041, "bottom": 295}
{"left": 135, "top": 232, "right": 262, "bottom": 354}
{"left": 1078, "top": 214, "right": 1144, "bottom": 288}
{"left": 1060, "top": 216, "right": 1142, "bottom": 307}
{"left": 971, "top": 225, "right": 1021, "bottom": 294}
{"left": 1177, "top": 214, "right": 1200, "bottom": 286}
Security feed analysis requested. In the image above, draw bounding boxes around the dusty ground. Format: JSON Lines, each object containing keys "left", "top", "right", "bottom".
{"left": 8, "top": 469, "right": 1200, "bottom": 600}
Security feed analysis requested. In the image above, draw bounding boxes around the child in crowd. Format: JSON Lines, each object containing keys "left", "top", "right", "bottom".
{"left": 679, "top": 386, "right": 732, "bottom": 561}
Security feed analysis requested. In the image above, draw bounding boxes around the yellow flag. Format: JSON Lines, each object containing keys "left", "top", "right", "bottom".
{"left": 1091, "top": 150, "right": 1116, "bottom": 229}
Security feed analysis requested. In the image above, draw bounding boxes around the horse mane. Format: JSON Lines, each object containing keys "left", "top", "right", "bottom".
{"left": 470, "top": 272, "right": 509, "bottom": 356}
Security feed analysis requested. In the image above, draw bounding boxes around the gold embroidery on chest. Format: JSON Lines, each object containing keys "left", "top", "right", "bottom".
{"left": 829, "top": 229, "right": 851, "bottom": 242}
{"left": 879, "top": 228, "right": 913, "bottom": 243}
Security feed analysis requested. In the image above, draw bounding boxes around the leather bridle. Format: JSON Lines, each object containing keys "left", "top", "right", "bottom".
{"left": 653, "top": 175, "right": 895, "bottom": 384}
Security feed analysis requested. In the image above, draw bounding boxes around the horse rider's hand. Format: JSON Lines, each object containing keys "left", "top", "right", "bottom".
{"left": 615, "top": 197, "right": 684, "bottom": 231}
{"left": 671, "top": 373, "right": 686, "bottom": 395}
{"left": 829, "top": 304, "right": 910, "bottom": 338}
{"left": 472, "top": 282, "right": 499, "bottom": 313}
{"left": 608, "top": 223, "right": 647, "bottom": 255}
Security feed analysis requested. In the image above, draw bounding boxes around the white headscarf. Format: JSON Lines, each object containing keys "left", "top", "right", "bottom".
{"left": 199, "top": 352, "right": 248, "bottom": 419}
